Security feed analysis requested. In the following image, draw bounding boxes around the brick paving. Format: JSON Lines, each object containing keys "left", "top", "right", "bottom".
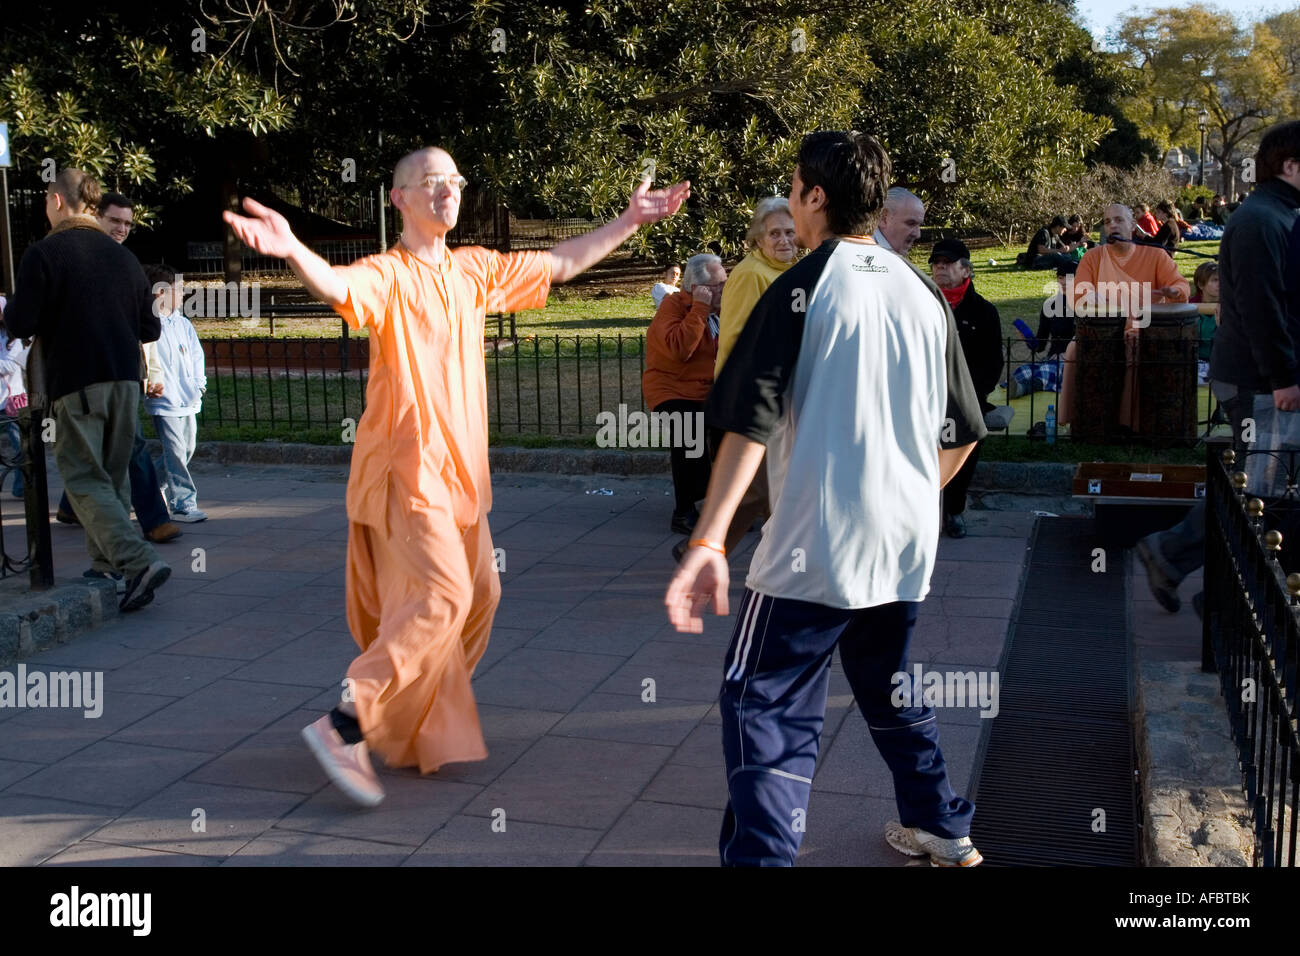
{"left": 0, "top": 461, "right": 1031, "bottom": 866}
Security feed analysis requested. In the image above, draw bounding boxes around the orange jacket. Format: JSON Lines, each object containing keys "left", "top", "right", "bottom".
{"left": 642, "top": 289, "right": 718, "bottom": 410}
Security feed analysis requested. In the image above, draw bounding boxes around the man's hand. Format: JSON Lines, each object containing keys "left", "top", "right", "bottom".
{"left": 550, "top": 177, "right": 691, "bottom": 284}
{"left": 692, "top": 283, "right": 713, "bottom": 304}
{"left": 146, "top": 383, "right": 163, "bottom": 398}
{"left": 665, "top": 546, "right": 730, "bottom": 633}
{"left": 622, "top": 177, "right": 691, "bottom": 228}
{"left": 222, "top": 198, "right": 300, "bottom": 259}
{"left": 1154, "top": 285, "right": 1184, "bottom": 300}
{"left": 1274, "top": 385, "right": 1300, "bottom": 411}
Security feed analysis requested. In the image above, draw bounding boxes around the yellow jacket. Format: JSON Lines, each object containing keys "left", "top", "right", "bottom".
{"left": 715, "top": 248, "right": 794, "bottom": 375}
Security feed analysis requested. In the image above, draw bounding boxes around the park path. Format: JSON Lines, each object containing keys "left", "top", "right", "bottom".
{"left": 0, "top": 462, "right": 1030, "bottom": 866}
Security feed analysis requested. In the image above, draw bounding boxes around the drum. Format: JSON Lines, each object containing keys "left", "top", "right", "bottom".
{"left": 1139, "top": 303, "right": 1198, "bottom": 444}
{"left": 1073, "top": 313, "right": 1127, "bottom": 443}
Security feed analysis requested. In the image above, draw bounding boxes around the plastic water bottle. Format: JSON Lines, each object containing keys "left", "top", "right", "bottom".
{"left": 1045, "top": 405, "right": 1057, "bottom": 444}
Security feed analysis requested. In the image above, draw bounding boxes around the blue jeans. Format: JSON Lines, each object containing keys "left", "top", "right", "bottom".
{"left": 151, "top": 414, "right": 198, "bottom": 513}
{"left": 2, "top": 419, "right": 22, "bottom": 496}
{"left": 1143, "top": 388, "right": 1253, "bottom": 585}
{"left": 58, "top": 421, "right": 170, "bottom": 531}
{"left": 718, "top": 592, "right": 974, "bottom": 866}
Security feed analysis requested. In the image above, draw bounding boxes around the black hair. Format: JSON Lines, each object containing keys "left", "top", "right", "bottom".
{"left": 100, "top": 192, "right": 134, "bottom": 212}
{"left": 1049, "top": 215, "right": 1068, "bottom": 229}
{"left": 142, "top": 263, "right": 177, "bottom": 287}
{"left": 795, "top": 130, "right": 891, "bottom": 236}
{"left": 1257, "top": 120, "right": 1300, "bottom": 182}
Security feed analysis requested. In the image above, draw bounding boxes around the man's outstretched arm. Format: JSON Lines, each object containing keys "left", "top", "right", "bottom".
{"left": 223, "top": 198, "right": 348, "bottom": 306}
{"left": 549, "top": 178, "right": 690, "bottom": 284}
{"left": 938, "top": 442, "right": 977, "bottom": 487}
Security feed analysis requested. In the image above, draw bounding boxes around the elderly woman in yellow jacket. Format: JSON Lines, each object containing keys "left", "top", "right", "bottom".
{"left": 673, "top": 197, "right": 798, "bottom": 562}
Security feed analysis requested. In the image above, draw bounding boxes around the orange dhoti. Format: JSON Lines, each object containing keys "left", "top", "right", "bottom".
{"left": 344, "top": 492, "right": 500, "bottom": 773}
{"left": 330, "top": 241, "right": 553, "bottom": 775}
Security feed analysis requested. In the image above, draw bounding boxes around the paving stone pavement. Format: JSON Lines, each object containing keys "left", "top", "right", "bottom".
{"left": 1129, "top": 556, "right": 1254, "bottom": 866}
{"left": 0, "top": 460, "right": 1032, "bottom": 867}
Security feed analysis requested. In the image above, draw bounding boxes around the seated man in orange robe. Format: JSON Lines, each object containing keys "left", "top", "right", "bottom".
{"left": 1058, "top": 203, "right": 1190, "bottom": 432}
{"left": 225, "top": 148, "right": 689, "bottom": 805}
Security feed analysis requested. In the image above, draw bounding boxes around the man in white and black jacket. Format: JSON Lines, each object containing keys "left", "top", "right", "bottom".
{"left": 665, "top": 131, "right": 987, "bottom": 867}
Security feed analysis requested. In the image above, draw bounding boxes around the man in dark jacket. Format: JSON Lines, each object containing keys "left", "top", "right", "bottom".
{"left": 930, "top": 238, "right": 1003, "bottom": 538}
{"left": 1139, "top": 120, "right": 1300, "bottom": 615}
{"left": 5, "top": 169, "right": 171, "bottom": 611}
{"left": 53, "top": 191, "right": 181, "bottom": 544}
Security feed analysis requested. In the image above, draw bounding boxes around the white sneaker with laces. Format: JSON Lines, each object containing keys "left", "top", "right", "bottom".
{"left": 301, "top": 714, "right": 385, "bottom": 807}
{"left": 171, "top": 508, "right": 208, "bottom": 523}
{"left": 884, "top": 820, "right": 983, "bottom": 867}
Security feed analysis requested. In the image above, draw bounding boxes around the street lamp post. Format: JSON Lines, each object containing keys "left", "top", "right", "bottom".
{"left": 1198, "top": 109, "right": 1209, "bottom": 189}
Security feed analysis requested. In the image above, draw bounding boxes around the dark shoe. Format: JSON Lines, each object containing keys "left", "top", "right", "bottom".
{"left": 55, "top": 508, "right": 80, "bottom": 526}
{"left": 670, "top": 510, "right": 698, "bottom": 535}
{"left": 120, "top": 560, "right": 171, "bottom": 613}
{"left": 672, "top": 539, "right": 687, "bottom": 564}
{"left": 1135, "top": 538, "right": 1181, "bottom": 613}
{"left": 1026, "top": 421, "right": 1047, "bottom": 441}
{"left": 1193, "top": 591, "right": 1204, "bottom": 621}
{"left": 944, "top": 514, "right": 967, "bottom": 539}
{"left": 83, "top": 568, "right": 126, "bottom": 595}
{"left": 145, "top": 522, "right": 183, "bottom": 543}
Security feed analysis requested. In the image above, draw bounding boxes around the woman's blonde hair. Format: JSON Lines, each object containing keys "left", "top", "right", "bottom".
{"left": 745, "top": 196, "right": 792, "bottom": 251}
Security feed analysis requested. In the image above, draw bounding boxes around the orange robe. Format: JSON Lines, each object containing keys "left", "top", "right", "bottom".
{"left": 1061, "top": 244, "right": 1189, "bottom": 430}
{"left": 332, "top": 243, "right": 551, "bottom": 773}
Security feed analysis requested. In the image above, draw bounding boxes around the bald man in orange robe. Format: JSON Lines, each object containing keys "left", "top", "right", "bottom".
{"left": 225, "top": 148, "right": 689, "bottom": 805}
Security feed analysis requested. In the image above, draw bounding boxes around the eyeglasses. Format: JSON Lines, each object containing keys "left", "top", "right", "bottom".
{"left": 400, "top": 174, "right": 469, "bottom": 192}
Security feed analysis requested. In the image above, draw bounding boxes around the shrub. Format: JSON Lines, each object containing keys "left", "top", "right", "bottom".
{"left": 965, "top": 161, "right": 1180, "bottom": 243}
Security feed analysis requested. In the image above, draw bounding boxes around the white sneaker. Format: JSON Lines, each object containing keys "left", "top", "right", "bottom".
{"left": 301, "top": 714, "right": 385, "bottom": 807}
{"left": 171, "top": 508, "right": 208, "bottom": 523}
{"left": 885, "top": 820, "right": 983, "bottom": 867}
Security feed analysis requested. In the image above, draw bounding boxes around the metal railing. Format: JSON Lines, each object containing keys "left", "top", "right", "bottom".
{"left": 192, "top": 331, "right": 1226, "bottom": 443}
{"left": 195, "top": 332, "right": 649, "bottom": 438}
{"left": 1204, "top": 444, "right": 1300, "bottom": 866}
{"left": 993, "top": 331, "right": 1216, "bottom": 445}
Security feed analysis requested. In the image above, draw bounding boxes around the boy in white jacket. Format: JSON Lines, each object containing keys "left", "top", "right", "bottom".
{"left": 143, "top": 265, "right": 207, "bottom": 522}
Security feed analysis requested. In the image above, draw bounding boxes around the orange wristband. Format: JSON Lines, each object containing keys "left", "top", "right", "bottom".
{"left": 689, "top": 538, "right": 726, "bottom": 556}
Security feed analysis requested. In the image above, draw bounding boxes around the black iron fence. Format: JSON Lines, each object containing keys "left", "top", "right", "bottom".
{"left": 195, "top": 332, "right": 650, "bottom": 438}
{"left": 193, "top": 331, "right": 1219, "bottom": 443}
{"left": 1204, "top": 444, "right": 1300, "bottom": 866}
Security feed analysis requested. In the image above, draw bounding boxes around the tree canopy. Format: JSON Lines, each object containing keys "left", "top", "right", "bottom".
{"left": 0, "top": 0, "right": 1242, "bottom": 259}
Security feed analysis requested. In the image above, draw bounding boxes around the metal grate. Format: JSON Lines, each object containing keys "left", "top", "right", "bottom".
{"left": 968, "top": 517, "right": 1140, "bottom": 865}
